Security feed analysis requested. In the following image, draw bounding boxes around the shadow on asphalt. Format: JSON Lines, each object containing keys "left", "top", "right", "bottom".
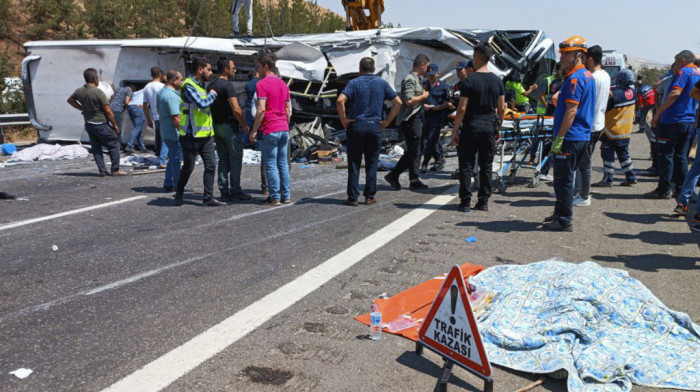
{"left": 58, "top": 172, "right": 102, "bottom": 177}
{"left": 132, "top": 186, "right": 169, "bottom": 194}
{"left": 298, "top": 197, "right": 343, "bottom": 206}
{"left": 607, "top": 230, "right": 698, "bottom": 246}
{"left": 603, "top": 212, "right": 679, "bottom": 225}
{"left": 455, "top": 220, "right": 542, "bottom": 232}
{"left": 591, "top": 193, "right": 650, "bottom": 200}
{"left": 493, "top": 199, "right": 551, "bottom": 208}
{"left": 499, "top": 190, "right": 551, "bottom": 198}
{"left": 394, "top": 351, "right": 480, "bottom": 392}
{"left": 592, "top": 253, "right": 699, "bottom": 271}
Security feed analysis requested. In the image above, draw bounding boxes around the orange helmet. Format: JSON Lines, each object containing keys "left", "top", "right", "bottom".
{"left": 559, "top": 36, "right": 587, "bottom": 53}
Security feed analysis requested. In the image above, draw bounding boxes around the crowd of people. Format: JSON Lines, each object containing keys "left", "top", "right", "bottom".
{"left": 67, "top": 36, "right": 700, "bottom": 231}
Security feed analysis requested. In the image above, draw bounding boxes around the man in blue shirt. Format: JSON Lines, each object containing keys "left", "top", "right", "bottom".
{"left": 337, "top": 57, "right": 402, "bottom": 206}
{"left": 157, "top": 69, "right": 184, "bottom": 193}
{"left": 543, "top": 36, "right": 596, "bottom": 231}
{"left": 648, "top": 50, "right": 700, "bottom": 199}
{"left": 421, "top": 63, "right": 451, "bottom": 173}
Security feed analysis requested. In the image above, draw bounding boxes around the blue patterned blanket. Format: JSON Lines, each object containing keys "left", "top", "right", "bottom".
{"left": 470, "top": 261, "right": 700, "bottom": 391}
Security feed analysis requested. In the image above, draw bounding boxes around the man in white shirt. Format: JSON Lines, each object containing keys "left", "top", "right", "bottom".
{"left": 143, "top": 67, "right": 166, "bottom": 167}
{"left": 575, "top": 45, "right": 611, "bottom": 206}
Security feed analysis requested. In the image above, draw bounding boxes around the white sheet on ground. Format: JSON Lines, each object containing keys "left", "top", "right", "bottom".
{"left": 10, "top": 144, "right": 89, "bottom": 162}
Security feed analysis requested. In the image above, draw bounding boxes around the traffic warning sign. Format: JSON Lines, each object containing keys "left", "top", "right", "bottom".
{"left": 418, "top": 265, "right": 491, "bottom": 378}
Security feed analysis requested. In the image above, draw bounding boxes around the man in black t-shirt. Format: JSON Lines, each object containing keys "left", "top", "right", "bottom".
{"left": 451, "top": 45, "right": 505, "bottom": 212}
{"left": 211, "top": 56, "right": 250, "bottom": 202}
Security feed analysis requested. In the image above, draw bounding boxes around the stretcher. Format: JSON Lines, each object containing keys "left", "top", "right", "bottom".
{"left": 494, "top": 115, "right": 554, "bottom": 193}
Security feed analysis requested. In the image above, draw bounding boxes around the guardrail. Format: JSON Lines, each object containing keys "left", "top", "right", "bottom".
{"left": 0, "top": 113, "right": 32, "bottom": 143}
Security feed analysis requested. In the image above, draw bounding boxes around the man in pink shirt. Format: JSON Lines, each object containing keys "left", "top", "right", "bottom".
{"left": 250, "top": 54, "right": 292, "bottom": 206}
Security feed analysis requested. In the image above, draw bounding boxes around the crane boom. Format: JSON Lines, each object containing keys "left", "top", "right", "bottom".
{"left": 342, "top": 0, "right": 385, "bottom": 31}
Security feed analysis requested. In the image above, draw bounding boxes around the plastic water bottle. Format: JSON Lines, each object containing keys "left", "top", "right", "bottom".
{"left": 369, "top": 302, "right": 382, "bottom": 341}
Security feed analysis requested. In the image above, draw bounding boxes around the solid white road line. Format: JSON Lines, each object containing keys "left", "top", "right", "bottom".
{"left": 0, "top": 196, "right": 147, "bottom": 232}
{"left": 103, "top": 185, "right": 458, "bottom": 392}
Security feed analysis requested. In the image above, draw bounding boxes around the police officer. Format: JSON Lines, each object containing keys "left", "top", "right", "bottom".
{"left": 449, "top": 60, "right": 473, "bottom": 180}
{"left": 421, "top": 64, "right": 451, "bottom": 173}
{"left": 175, "top": 57, "right": 224, "bottom": 207}
{"left": 542, "top": 36, "right": 596, "bottom": 231}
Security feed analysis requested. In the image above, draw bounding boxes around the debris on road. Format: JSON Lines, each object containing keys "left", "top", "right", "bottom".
{"left": 10, "top": 143, "right": 88, "bottom": 162}
{"left": 242, "top": 149, "right": 261, "bottom": 165}
{"left": 51, "top": 245, "right": 58, "bottom": 251}
{"left": 119, "top": 155, "right": 159, "bottom": 168}
{"left": 0, "top": 191, "right": 17, "bottom": 199}
{"left": 1, "top": 143, "right": 17, "bottom": 155}
{"left": 465, "top": 236, "right": 478, "bottom": 243}
{"left": 9, "top": 368, "right": 33, "bottom": 379}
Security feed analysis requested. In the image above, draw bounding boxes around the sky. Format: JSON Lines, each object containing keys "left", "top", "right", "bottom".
{"left": 313, "top": 0, "right": 699, "bottom": 65}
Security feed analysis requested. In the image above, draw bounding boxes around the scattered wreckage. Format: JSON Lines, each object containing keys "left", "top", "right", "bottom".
{"left": 22, "top": 28, "right": 554, "bottom": 160}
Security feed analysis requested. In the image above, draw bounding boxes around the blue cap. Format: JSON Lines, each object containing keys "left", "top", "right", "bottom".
{"left": 426, "top": 63, "right": 439, "bottom": 76}
{"left": 456, "top": 60, "right": 473, "bottom": 70}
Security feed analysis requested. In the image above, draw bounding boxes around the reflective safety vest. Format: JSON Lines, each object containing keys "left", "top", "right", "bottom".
{"left": 536, "top": 75, "right": 555, "bottom": 115}
{"left": 179, "top": 77, "right": 214, "bottom": 138}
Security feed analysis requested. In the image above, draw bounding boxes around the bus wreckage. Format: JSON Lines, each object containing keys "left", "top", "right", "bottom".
{"left": 23, "top": 27, "right": 555, "bottom": 157}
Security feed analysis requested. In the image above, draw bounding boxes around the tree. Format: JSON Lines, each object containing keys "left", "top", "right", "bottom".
{"left": 23, "top": 0, "right": 84, "bottom": 40}
{"left": 638, "top": 65, "right": 668, "bottom": 85}
{"left": 0, "top": 0, "right": 15, "bottom": 41}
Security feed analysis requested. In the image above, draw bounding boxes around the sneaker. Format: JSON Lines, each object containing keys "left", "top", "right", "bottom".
{"left": 342, "top": 198, "right": 359, "bottom": 206}
{"left": 203, "top": 198, "right": 226, "bottom": 207}
{"left": 543, "top": 213, "right": 558, "bottom": 223}
{"left": 384, "top": 174, "right": 402, "bottom": 190}
{"left": 620, "top": 179, "right": 637, "bottom": 186}
{"left": 220, "top": 192, "right": 232, "bottom": 203}
{"left": 163, "top": 186, "right": 174, "bottom": 193}
{"left": 124, "top": 146, "right": 136, "bottom": 154}
{"left": 230, "top": 192, "right": 252, "bottom": 201}
{"left": 420, "top": 165, "right": 428, "bottom": 174}
{"left": 280, "top": 198, "right": 292, "bottom": 204}
{"left": 364, "top": 197, "right": 377, "bottom": 205}
{"left": 450, "top": 170, "right": 459, "bottom": 180}
{"left": 260, "top": 197, "right": 281, "bottom": 206}
{"left": 409, "top": 180, "right": 428, "bottom": 190}
{"left": 158, "top": 164, "right": 167, "bottom": 170}
{"left": 261, "top": 187, "right": 269, "bottom": 196}
{"left": 592, "top": 181, "right": 612, "bottom": 188}
{"left": 692, "top": 214, "right": 700, "bottom": 223}
{"left": 673, "top": 204, "right": 687, "bottom": 215}
{"left": 542, "top": 220, "right": 573, "bottom": 232}
{"left": 473, "top": 199, "right": 488, "bottom": 211}
{"left": 111, "top": 169, "right": 128, "bottom": 176}
{"left": 457, "top": 202, "right": 470, "bottom": 213}
{"left": 573, "top": 195, "right": 591, "bottom": 207}
{"left": 644, "top": 189, "right": 672, "bottom": 199}
{"left": 538, "top": 173, "right": 553, "bottom": 181}
{"left": 99, "top": 171, "right": 110, "bottom": 177}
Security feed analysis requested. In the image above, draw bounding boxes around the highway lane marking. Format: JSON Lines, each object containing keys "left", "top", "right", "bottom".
{"left": 0, "top": 191, "right": 395, "bottom": 325}
{"left": 102, "top": 185, "right": 459, "bottom": 392}
{"left": 0, "top": 196, "right": 147, "bottom": 232}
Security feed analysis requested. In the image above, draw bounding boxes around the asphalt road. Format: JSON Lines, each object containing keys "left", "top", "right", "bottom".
{"left": 1, "top": 131, "right": 698, "bottom": 392}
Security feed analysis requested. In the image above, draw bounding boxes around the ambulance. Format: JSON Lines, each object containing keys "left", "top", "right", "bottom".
{"left": 602, "top": 50, "right": 628, "bottom": 86}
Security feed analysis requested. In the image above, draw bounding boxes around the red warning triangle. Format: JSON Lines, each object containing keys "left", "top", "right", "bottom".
{"left": 418, "top": 265, "right": 491, "bottom": 377}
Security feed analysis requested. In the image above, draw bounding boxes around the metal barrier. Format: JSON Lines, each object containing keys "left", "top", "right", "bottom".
{"left": 0, "top": 113, "right": 32, "bottom": 143}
